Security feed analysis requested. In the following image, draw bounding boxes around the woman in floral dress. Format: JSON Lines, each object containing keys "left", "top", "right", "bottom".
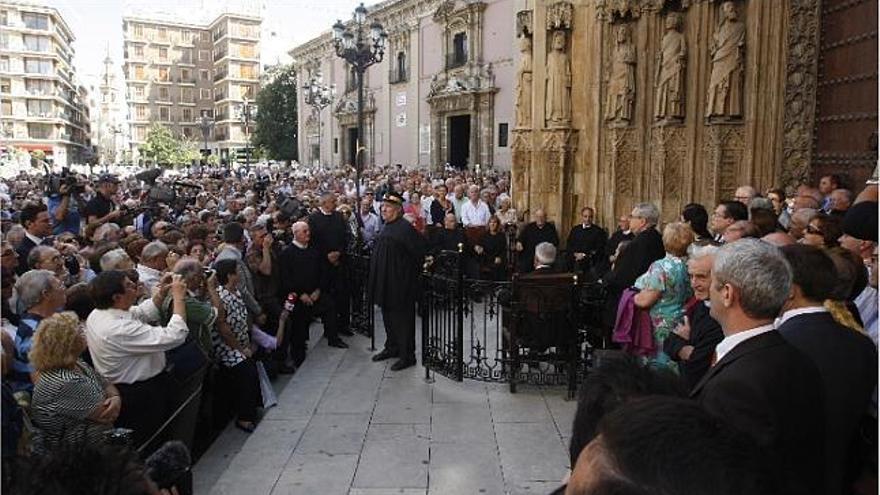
{"left": 633, "top": 222, "right": 694, "bottom": 370}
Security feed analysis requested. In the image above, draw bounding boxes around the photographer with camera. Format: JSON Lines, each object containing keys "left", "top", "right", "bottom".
{"left": 84, "top": 175, "right": 123, "bottom": 235}
{"left": 47, "top": 174, "right": 85, "bottom": 236}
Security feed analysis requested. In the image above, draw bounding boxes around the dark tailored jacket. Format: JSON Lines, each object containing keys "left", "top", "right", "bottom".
{"left": 602, "top": 227, "right": 664, "bottom": 326}
{"left": 566, "top": 223, "right": 608, "bottom": 272}
{"left": 368, "top": 217, "right": 428, "bottom": 310}
{"left": 664, "top": 300, "right": 724, "bottom": 392}
{"left": 777, "top": 312, "right": 878, "bottom": 495}
{"left": 15, "top": 235, "right": 50, "bottom": 275}
{"left": 308, "top": 210, "right": 350, "bottom": 260}
{"left": 278, "top": 243, "right": 329, "bottom": 297}
{"left": 518, "top": 222, "right": 559, "bottom": 273}
{"left": 691, "top": 330, "right": 826, "bottom": 495}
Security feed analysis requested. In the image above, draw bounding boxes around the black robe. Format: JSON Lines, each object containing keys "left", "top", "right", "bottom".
{"left": 430, "top": 226, "right": 468, "bottom": 255}
{"left": 476, "top": 230, "right": 508, "bottom": 280}
{"left": 566, "top": 223, "right": 608, "bottom": 273}
{"left": 518, "top": 222, "right": 559, "bottom": 273}
{"left": 368, "top": 217, "right": 427, "bottom": 310}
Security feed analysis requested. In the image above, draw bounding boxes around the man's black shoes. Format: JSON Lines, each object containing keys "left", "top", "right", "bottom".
{"left": 390, "top": 359, "right": 416, "bottom": 371}
{"left": 328, "top": 339, "right": 349, "bottom": 349}
{"left": 338, "top": 328, "right": 355, "bottom": 337}
{"left": 372, "top": 349, "right": 398, "bottom": 362}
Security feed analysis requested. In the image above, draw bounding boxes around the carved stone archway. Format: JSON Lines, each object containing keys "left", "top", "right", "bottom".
{"left": 334, "top": 92, "right": 376, "bottom": 168}
{"left": 427, "top": 87, "right": 497, "bottom": 171}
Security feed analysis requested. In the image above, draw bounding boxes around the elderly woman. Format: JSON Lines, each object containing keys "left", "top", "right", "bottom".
{"left": 11, "top": 270, "right": 66, "bottom": 395}
{"left": 99, "top": 248, "right": 135, "bottom": 273}
{"left": 210, "top": 259, "right": 261, "bottom": 432}
{"left": 802, "top": 212, "right": 843, "bottom": 249}
{"left": 495, "top": 194, "right": 517, "bottom": 226}
{"left": 633, "top": 222, "right": 694, "bottom": 370}
{"left": 403, "top": 191, "right": 427, "bottom": 234}
{"left": 474, "top": 215, "right": 508, "bottom": 280}
{"left": 29, "top": 312, "right": 120, "bottom": 452}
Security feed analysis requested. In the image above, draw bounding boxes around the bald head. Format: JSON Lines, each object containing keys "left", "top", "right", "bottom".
{"left": 762, "top": 232, "right": 796, "bottom": 247}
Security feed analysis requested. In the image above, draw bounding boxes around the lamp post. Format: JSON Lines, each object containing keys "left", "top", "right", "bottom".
{"left": 332, "top": 3, "right": 387, "bottom": 249}
{"left": 198, "top": 112, "right": 215, "bottom": 165}
{"left": 303, "top": 72, "right": 335, "bottom": 170}
{"left": 237, "top": 97, "right": 257, "bottom": 173}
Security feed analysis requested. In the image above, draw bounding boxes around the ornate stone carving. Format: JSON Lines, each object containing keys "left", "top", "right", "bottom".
{"left": 605, "top": 24, "right": 636, "bottom": 126}
{"left": 538, "top": 130, "right": 577, "bottom": 193}
{"left": 651, "top": 126, "right": 687, "bottom": 221}
{"left": 546, "top": 1, "right": 573, "bottom": 30}
{"left": 654, "top": 13, "right": 686, "bottom": 123}
{"left": 706, "top": 1, "right": 745, "bottom": 122}
{"left": 545, "top": 31, "right": 572, "bottom": 128}
{"left": 516, "top": 9, "right": 533, "bottom": 37}
{"left": 703, "top": 125, "right": 745, "bottom": 201}
{"left": 780, "top": 0, "right": 821, "bottom": 189}
{"left": 595, "top": 0, "right": 664, "bottom": 21}
{"left": 433, "top": 0, "right": 456, "bottom": 22}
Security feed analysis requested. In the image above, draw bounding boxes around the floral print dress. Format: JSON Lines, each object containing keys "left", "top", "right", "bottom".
{"left": 213, "top": 285, "right": 250, "bottom": 368}
{"left": 634, "top": 253, "right": 692, "bottom": 370}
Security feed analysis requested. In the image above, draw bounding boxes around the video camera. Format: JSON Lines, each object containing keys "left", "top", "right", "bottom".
{"left": 45, "top": 166, "right": 85, "bottom": 196}
{"left": 135, "top": 168, "right": 202, "bottom": 214}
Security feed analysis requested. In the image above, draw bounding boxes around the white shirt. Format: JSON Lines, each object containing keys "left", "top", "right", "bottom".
{"left": 85, "top": 299, "right": 189, "bottom": 385}
{"left": 714, "top": 323, "right": 776, "bottom": 363}
{"left": 136, "top": 264, "right": 163, "bottom": 294}
{"left": 461, "top": 200, "right": 491, "bottom": 227}
{"left": 775, "top": 306, "right": 829, "bottom": 328}
{"left": 855, "top": 286, "right": 878, "bottom": 346}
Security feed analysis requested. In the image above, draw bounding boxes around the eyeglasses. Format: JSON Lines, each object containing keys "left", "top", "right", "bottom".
{"left": 805, "top": 225, "right": 824, "bottom": 236}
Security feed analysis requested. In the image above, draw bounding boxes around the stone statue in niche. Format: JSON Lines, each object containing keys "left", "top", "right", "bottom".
{"left": 515, "top": 36, "right": 533, "bottom": 128}
{"left": 605, "top": 24, "right": 635, "bottom": 125}
{"left": 706, "top": 1, "right": 745, "bottom": 121}
{"left": 654, "top": 13, "right": 686, "bottom": 122}
{"left": 544, "top": 30, "right": 571, "bottom": 128}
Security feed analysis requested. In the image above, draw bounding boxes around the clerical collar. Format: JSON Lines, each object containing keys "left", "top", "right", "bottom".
{"left": 293, "top": 240, "right": 308, "bottom": 249}
{"left": 582, "top": 223, "right": 592, "bottom": 229}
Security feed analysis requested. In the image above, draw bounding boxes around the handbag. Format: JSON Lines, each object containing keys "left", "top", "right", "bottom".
{"left": 165, "top": 338, "right": 209, "bottom": 385}
{"left": 255, "top": 361, "right": 276, "bottom": 408}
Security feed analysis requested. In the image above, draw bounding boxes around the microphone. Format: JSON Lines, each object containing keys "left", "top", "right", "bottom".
{"left": 144, "top": 440, "right": 192, "bottom": 495}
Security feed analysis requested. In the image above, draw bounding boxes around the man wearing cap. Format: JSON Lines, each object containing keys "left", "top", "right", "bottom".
{"left": 368, "top": 191, "right": 428, "bottom": 371}
{"left": 84, "top": 174, "right": 122, "bottom": 233}
{"left": 840, "top": 200, "right": 878, "bottom": 345}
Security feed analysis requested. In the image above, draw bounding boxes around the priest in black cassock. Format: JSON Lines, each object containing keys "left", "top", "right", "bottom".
{"left": 368, "top": 192, "right": 428, "bottom": 371}
{"left": 516, "top": 209, "right": 559, "bottom": 273}
{"left": 566, "top": 206, "right": 608, "bottom": 276}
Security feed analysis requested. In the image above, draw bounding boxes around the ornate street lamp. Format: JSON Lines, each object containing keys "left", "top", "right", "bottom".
{"left": 237, "top": 97, "right": 257, "bottom": 172}
{"left": 303, "top": 72, "right": 335, "bottom": 170}
{"left": 198, "top": 112, "right": 215, "bottom": 164}
{"left": 332, "top": 3, "right": 387, "bottom": 249}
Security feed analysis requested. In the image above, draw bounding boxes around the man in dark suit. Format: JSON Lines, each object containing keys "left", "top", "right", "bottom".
{"left": 691, "top": 239, "right": 825, "bottom": 495}
{"left": 566, "top": 206, "right": 607, "bottom": 276}
{"left": 663, "top": 244, "right": 723, "bottom": 391}
{"left": 777, "top": 244, "right": 877, "bottom": 495}
{"left": 15, "top": 203, "right": 53, "bottom": 275}
{"left": 602, "top": 203, "right": 665, "bottom": 329}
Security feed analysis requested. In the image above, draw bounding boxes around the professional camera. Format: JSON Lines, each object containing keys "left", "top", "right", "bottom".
{"left": 46, "top": 167, "right": 85, "bottom": 196}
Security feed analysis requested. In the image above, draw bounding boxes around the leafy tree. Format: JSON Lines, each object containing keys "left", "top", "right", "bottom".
{"left": 252, "top": 64, "right": 298, "bottom": 163}
{"left": 139, "top": 124, "right": 179, "bottom": 166}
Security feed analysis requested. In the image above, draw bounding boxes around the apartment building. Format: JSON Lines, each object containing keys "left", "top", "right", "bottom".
{"left": 0, "top": 2, "right": 92, "bottom": 166}
{"left": 122, "top": 12, "right": 261, "bottom": 163}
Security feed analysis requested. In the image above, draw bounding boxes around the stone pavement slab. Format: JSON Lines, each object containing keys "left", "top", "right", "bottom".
{"left": 194, "top": 314, "right": 575, "bottom": 494}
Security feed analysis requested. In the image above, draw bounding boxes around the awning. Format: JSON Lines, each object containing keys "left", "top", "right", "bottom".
{"left": 7, "top": 144, "right": 54, "bottom": 152}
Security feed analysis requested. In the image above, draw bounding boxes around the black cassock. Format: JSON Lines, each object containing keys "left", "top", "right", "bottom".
{"left": 368, "top": 217, "right": 427, "bottom": 360}
{"left": 566, "top": 224, "right": 608, "bottom": 275}
{"left": 518, "top": 222, "right": 559, "bottom": 273}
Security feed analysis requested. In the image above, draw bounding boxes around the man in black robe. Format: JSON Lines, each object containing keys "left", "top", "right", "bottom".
{"left": 308, "top": 192, "right": 354, "bottom": 337}
{"left": 516, "top": 209, "right": 559, "bottom": 273}
{"left": 368, "top": 192, "right": 428, "bottom": 371}
{"left": 566, "top": 207, "right": 608, "bottom": 276}
{"left": 278, "top": 221, "right": 348, "bottom": 368}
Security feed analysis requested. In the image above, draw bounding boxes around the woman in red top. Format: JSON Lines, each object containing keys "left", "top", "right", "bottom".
{"left": 404, "top": 191, "right": 427, "bottom": 234}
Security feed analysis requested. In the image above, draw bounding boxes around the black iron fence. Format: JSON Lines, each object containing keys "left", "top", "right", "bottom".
{"left": 420, "top": 250, "right": 607, "bottom": 398}
{"left": 347, "top": 249, "right": 375, "bottom": 349}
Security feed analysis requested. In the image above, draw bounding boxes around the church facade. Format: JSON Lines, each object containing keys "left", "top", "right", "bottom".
{"left": 289, "top": 0, "right": 517, "bottom": 171}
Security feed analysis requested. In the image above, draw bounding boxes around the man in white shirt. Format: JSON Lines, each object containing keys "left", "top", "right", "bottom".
{"left": 136, "top": 240, "right": 169, "bottom": 295}
{"left": 449, "top": 184, "right": 468, "bottom": 224}
{"left": 460, "top": 185, "right": 491, "bottom": 227}
{"left": 691, "top": 239, "right": 824, "bottom": 495}
{"left": 85, "top": 269, "right": 188, "bottom": 449}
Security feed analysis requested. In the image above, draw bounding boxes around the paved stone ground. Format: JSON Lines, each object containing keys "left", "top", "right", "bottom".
{"left": 194, "top": 312, "right": 575, "bottom": 495}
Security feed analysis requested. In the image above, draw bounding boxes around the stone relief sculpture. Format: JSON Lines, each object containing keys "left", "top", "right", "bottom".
{"left": 605, "top": 24, "right": 636, "bottom": 125}
{"left": 706, "top": 1, "right": 746, "bottom": 121}
{"left": 515, "top": 36, "right": 533, "bottom": 128}
{"left": 654, "top": 13, "right": 686, "bottom": 122}
{"left": 545, "top": 30, "right": 572, "bottom": 128}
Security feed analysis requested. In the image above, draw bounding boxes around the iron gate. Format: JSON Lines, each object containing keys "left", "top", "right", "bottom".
{"left": 420, "top": 250, "right": 607, "bottom": 397}
{"left": 348, "top": 249, "right": 375, "bottom": 349}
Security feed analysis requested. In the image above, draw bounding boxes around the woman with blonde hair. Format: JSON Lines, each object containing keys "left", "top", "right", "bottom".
{"left": 633, "top": 222, "right": 695, "bottom": 369}
{"left": 29, "top": 312, "right": 120, "bottom": 452}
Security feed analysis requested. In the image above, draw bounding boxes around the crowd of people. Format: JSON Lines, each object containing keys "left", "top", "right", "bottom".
{"left": 0, "top": 161, "right": 876, "bottom": 495}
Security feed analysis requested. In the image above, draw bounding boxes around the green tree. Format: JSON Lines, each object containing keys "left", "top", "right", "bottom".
{"left": 252, "top": 64, "right": 298, "bottom": 163}
{"left": 139, "top": 124, "right": 180, "bottom": 166}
